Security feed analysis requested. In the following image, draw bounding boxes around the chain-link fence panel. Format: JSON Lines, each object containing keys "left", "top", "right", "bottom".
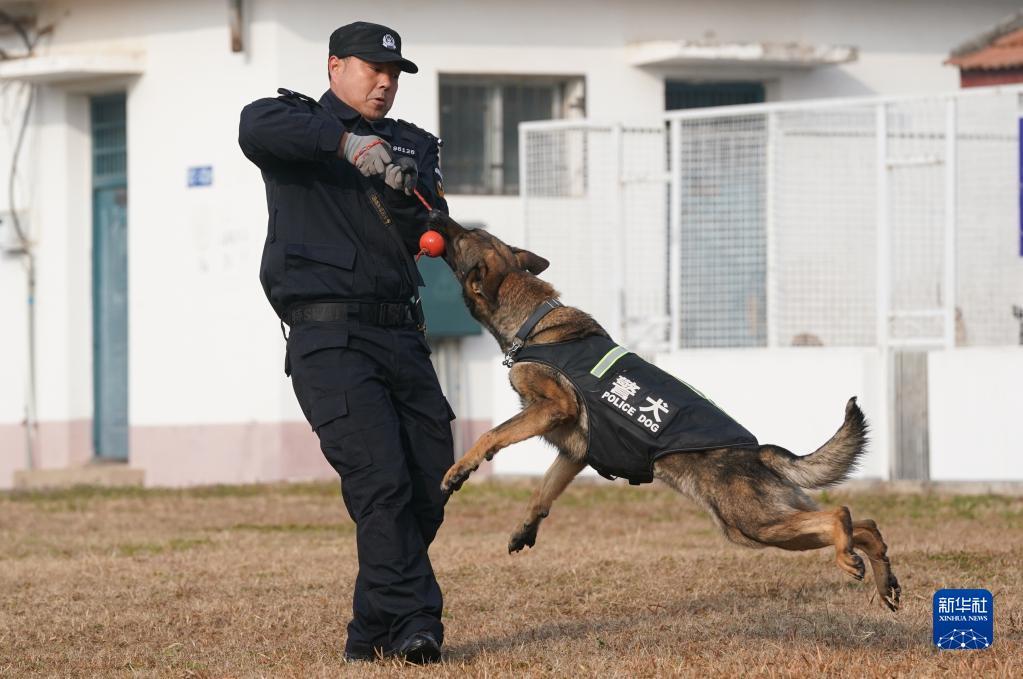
{"left": 521, "top": 122, "right": 668, "bottom": 350}
{"left": 523, "top": 87, "right": 1023, "bottom": 351}
{"left": 956, "top": 91, "right": 1022, "bottom": 347}
{"left": 521, "top": 124, "right": 617, "bottom": 334}
{"left": 619, "top": 125, "right": 669, "bottom": 351}
{"left": 885, "top": 98, "right": 949, "bottom": 346}
{"left": 674, "top": 115, "right": 767, "bottom": 348}
{"left": 771, "top": 105, "right": 878, "bottom": 347}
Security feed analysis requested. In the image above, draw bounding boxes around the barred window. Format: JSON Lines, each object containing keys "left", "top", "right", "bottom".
{"left": 439, "top": 75, "right": 584, "bottom": 195}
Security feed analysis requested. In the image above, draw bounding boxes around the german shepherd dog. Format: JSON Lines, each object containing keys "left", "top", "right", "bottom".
{"left": 430, "top": 213, "right": 901, "bottom": 611}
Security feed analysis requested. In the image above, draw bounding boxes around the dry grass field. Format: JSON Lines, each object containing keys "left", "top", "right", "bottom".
{"left": 1, "top": 479, "right": 1021, "bottom": 677}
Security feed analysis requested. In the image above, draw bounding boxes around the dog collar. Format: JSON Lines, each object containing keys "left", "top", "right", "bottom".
{"left": 503, "top": 298, "right": 563, "bottom": 367}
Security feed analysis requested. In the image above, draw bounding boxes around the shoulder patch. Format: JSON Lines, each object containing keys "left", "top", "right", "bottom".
{"left": 396, "top": 118, "right": 440, "bottom": 145}
{"left": 276, "top": 88, "right": 321, "bottom": 108}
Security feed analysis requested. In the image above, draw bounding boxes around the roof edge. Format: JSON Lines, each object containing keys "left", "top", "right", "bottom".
{"left": 949, "top": 10, "right": 1023, "bottom": 58}
{"left": 628, "top": 40, "right": 857, "bottom": 69}
{"left": 0, "top": 52, "right": 145, "bottom": 84}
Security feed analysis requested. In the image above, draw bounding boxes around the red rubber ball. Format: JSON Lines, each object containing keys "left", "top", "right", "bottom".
{"left": 419, "top": 230, "right": 445, "bottom": 257}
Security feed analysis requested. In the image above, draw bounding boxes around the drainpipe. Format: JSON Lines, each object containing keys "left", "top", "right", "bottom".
{"left": 24, "top": 250, "right": 37, "bottom": 470}
{"left": 6, "top": 84, "right": 38, "bottom": 470}
{"left": 0, "top": 10, "right": 50, "bottom": 472}
{"left": 229, "top": 0, "right": 243, "bottom": 53}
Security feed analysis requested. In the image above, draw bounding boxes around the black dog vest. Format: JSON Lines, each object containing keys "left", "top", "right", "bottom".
{"left": 512, "top": 334, "right": 759, "bottom": 484}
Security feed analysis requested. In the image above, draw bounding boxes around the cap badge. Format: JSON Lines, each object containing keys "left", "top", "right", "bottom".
{"left": 382, "top": 34, "right": 397, "bottom": 50}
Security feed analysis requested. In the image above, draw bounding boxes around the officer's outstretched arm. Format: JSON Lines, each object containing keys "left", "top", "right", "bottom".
{"left": 238, "top": 97, "right": 345, "bottom": 167}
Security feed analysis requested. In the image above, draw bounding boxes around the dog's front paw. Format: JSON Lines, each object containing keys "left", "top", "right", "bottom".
{"left": 441, "top": 462, "right": 476, "bottom": 495}
{"left": 508, "top": 522, "right": 539, "bottom": 553}
{"left": 881, "top": 574, "right": 901, "bottom": 612}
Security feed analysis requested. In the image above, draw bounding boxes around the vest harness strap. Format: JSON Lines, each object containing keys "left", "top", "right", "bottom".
{"left": 502, "top": 298, "right": 563, "bottom": 367}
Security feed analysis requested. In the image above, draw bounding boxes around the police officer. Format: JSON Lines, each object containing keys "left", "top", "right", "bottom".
{"left": 238, "top": 21, "right": 453, "bottom": 664}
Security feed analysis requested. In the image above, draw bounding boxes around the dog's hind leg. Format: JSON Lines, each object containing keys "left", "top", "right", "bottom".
{"left": 852, "top": 518, "right": 901, "bottom": 610}
{"left": 755, "top": 506, "right": 866, "bottom": 581}
{"left": 508, "top": 453, "right": 586, "bottom": 553}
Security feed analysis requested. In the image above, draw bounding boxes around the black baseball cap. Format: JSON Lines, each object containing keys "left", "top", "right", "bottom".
{"left": 329, "top": 21, "right": 418, "bottom": 74}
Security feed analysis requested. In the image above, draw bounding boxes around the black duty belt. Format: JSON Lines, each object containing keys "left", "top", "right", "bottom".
{"left": 285, "top": 300, "right": 417, "bottom": 327}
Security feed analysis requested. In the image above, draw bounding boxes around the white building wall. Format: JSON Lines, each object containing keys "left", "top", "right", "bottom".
{"left": 125, "top": 8, "right": 286, "bottom": 427}
{"left": 119, "top": 2, "right": 329, "bottom": 484}
{"left": 0, "top": 0, "right": 1019, "bottom": 487}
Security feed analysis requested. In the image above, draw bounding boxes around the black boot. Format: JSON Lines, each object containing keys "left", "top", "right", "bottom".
{"left": 394, "top": 631, "right": 441, "bottom": 664}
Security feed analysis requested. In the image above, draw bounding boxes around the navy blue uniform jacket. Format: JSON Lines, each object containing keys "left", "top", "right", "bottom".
{"left": 514, "top": 336, "right": 759, "bottom": 484}
{"left": 238, "top": 89, "right": 448, "bottom": 318}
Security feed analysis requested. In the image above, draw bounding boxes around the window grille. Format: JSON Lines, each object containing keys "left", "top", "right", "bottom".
{"left": 439, "top": 75, "right": 584, "bottom": 194}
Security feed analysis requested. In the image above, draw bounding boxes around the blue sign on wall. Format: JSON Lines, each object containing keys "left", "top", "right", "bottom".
{"left": 188, "top": 165, "right": 213, "bottom": 188}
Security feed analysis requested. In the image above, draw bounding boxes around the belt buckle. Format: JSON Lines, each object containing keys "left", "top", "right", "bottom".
{"left": 380, "top": 302, "right": 399, "bottom": 326}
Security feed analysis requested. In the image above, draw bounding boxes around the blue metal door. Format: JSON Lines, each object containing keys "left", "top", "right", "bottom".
{"left": 91, "top": 94, "right": 128, "bottom": 460}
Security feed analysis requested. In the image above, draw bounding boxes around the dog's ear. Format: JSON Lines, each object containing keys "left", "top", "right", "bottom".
{"left": 465, "top": 263, "right": 482, "bottom": 288}
{"left": 479, "top": 263, "right": 504, "bottom": 304}
{"left": 467, "top": 262, "right": 504, "bottom": 305}
{"left": 512, "top": 247, "right": 549, "bottom": 275}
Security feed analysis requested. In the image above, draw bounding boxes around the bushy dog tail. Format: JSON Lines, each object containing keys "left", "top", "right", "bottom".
{"left": 761, "top": 397, "right": 868, "bottom": 489}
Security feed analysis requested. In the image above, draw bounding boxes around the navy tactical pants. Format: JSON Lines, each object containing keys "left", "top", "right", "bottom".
{"left": 286, "top": 321, "right": 454, "bottom": 654}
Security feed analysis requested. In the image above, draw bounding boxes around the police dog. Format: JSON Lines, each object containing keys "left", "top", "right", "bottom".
{"left": 430, "top": 213, "right": 901, "bottom": 611}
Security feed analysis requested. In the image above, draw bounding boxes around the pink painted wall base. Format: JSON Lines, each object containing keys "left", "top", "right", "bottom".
{"left": 131, "top": 421, "right": 331, "bottom": 487}
{"left": 0, "top": 420, "right": 94, "bottom": 489}
{"left": 1, "top": 418, "right": 494, "bottom": 489}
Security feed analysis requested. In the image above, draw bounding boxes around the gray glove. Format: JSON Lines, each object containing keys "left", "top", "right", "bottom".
{"left": 342, "top": 132, "right": 392, "bottom": 177}
{"left": 384, "top": 157, "right": 418, "bottom": 196}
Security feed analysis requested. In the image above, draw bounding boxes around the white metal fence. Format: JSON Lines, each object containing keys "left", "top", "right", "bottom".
{"left": 521, "top": 86, "right": 1023, "bottom": 352}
